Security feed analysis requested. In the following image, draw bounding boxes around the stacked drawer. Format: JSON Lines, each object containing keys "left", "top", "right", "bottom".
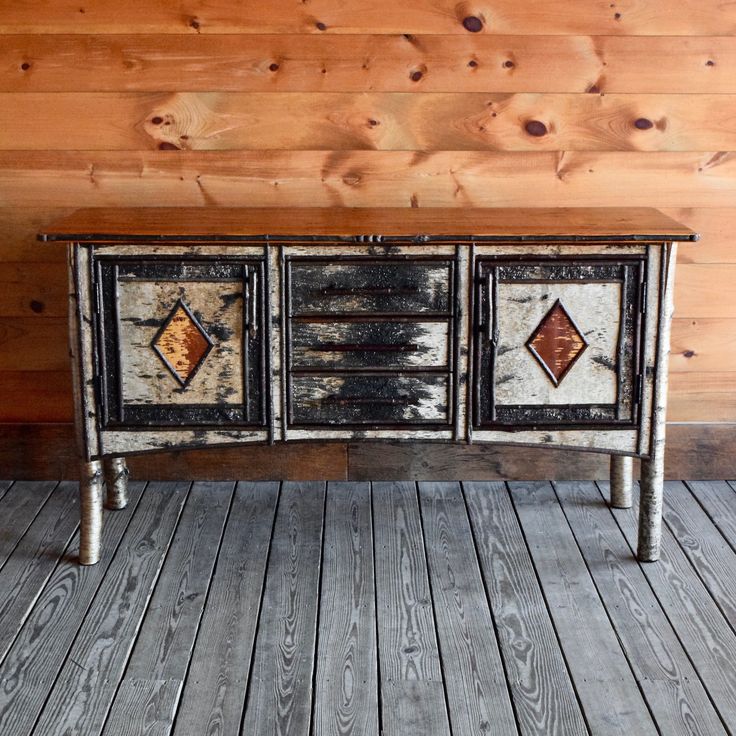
{"left": 285, "top": 255, "right": 456, "bottom": 427}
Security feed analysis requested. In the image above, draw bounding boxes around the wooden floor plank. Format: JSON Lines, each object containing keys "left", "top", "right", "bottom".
{"left": 100, "top": 679, "right": 182, "bottom": 736}
{"left": 0, "top": 481, "right": 79, "bottom": 663}
{"left": 372, "top": 481, "right": 451, "bottom": 736}
{"left": 418, "top": 481, "right": 518, "bottom": 736}
{"left": 0, "top": 482, "right": 146, "bottom": 736}
{"left": 241, "top": 481, "right": 326, "bottom": 736}
{"left": 172, "top": 481, "right": 279, "bottom": 736}
{"left": 556, "top": 481, "right": 726, "bottom": 736}
{"left": 508, "top": 481, "right": 657, "bottom": 736}
{"left": 686, "top": 480, "right": 736, "bottom": 550}
{"left": 463, "top": 481, "right": 587, "bottom": 736}
{"left": 662, "top": 481, "right": 736, "bottom": 629}
{"left": 103, "top": 482, "right": 235, "bottom": 736}
{"left": 313, "top": 481, "right": 379, "bottom": 736}
{"left": 0, "top": 480, "right": 57, "bottom": 568}
{"left": 0, "top": 480, "right": 12, "bottom": 501}
{"left": 609, "top": 482, "right": 736, "bottom": 733}
{"left": 32, "top": 481, "right": 190, "bottom": 736}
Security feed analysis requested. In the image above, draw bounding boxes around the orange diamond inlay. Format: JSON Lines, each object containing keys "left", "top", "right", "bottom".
{"left": 526, "top": 299, "right": 588, "bottom": 386}
{"left": 152, "top": 300, "right": 213, "bottom": 386}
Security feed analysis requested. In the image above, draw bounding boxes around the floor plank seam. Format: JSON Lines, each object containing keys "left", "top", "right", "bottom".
{"left": 459, "top": 481, "right": 524, "bottom": 736}
{"left": 593, "top": 480, "right": 734, "bottom": 736}
{"left": 97, "top": 481, "right": 195, "bottom": 736}
{"left": 27, "top": 481, "right": 152, "bottom": 736}
{"left": 0, "top": 481, "right": 59, "bottom": 578}
{"left": 505, "top": 481, "right": 594, "bottom": 736}
{"left": 307, "top": 481, "right": 329, "bottom": 736}
{"left": 369, "top": 482, "right": 385, "bottom": 736}
{"left": 166, "top": 481, "right": 239, "bottom": 736}
{"left": 551, "top": 482, "right": 663, "bottom": 736}
{"left": 414, "top": 482, "right": 455, "bottom": 736}
{"left": 683, "top": 480, "right": 736, "bottom": 559}
{"left": 237, "top": 480, "right": 284, "bottom": 736}
{"left": 660, "top": 483, "right": 736, "bottom": 644}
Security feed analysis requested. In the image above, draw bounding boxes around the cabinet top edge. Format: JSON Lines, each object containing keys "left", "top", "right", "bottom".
{"left": 38, "top": 207, "right": 698, "bottom": 244}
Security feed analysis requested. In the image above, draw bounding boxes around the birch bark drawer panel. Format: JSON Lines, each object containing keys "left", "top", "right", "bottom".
{"left": 473, "top": 255, "right": 645, "bottom": 429}
{"left": 94, "top": 256, "right": 266, "bottom": 428}
{"left": 287, "top": 257, "right": 454, "bottom": 315}
{"left": 289, "top": 373, "right": 451, "bottom": 426}
{"left": 289, "top": 320, "right": 451, "bottom": 370}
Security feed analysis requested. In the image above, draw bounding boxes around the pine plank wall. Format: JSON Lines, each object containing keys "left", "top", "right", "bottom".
{"left": 0, "top": 1, "right": 735, "bottom": 478}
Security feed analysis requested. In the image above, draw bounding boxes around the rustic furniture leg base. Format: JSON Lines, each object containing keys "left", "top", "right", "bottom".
{"left": 79, "top": 459, "right": 104, "bottom": 565}
{"left": 104, "top": 457, "right": 129, "bottom": 510}
{"left": 609, "top": 455, "right": 633, "bottom": 509}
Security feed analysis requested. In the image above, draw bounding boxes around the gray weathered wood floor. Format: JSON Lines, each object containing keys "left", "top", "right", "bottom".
{"left": 0, "top": 478, "right": 735, "bottom": 735}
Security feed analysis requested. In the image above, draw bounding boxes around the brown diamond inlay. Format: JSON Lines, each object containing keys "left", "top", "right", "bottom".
{"left": 151, "top": 299, "right": 213, "bottom": 387}
{"left": 526, "top": 299, "right": 588, "bottom": 386}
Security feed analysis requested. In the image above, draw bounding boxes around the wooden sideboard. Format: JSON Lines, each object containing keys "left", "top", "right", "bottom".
{"left": 40, "top": 207, "right": 697, "bottom": 565}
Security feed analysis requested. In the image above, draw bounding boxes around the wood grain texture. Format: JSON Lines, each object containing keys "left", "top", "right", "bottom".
{"left": 509, "top": 481, "right": 658, "bottom": 735}
{"left": 241, "top": 481, "right": 326, "bottom": 736}
{"left": 0, "top": 1, "right": 733, "bottom": 35}
{"left": 4, "top": 35, "right": 736, "bottom": 93}
{"left": 314, "top": 482, "right": 379, "bottom": 736}
{"left": 33, "top": 481, "right": 190, "bottom": 736}
{"left": 661, "top": 481, "right": 736, "bottom": 629}
{"left": 670, "top": 318, "right": 736, "bottom": 373}
{"left": 0, "top": 480, "right": 57, "bottom": 567}
{"left": 418, "top": 481, "right": 517, "bottom": 735}
{"left": 174, "top": 481, "right": 278, "bottom": 736}
{"left": 611, "top": 482, "right": 736, "bottom": 733}
{"left": 372, "top": 481, "right": 451, "bottom": 735}
{"left": 0, "top": 481, "right": 78, "bottom": 663}
{"left": 105, "top": 482, "right": 234, "bottom": 735}
{"left": 102, "top": 679, "right": 182, "bottom": 736}
{"left": 685, "top": 481, "right": 736, "bottom": 544}
{"left": 556, "top": 480, "right": 726, "bottom": 736}
{"left": 4, "top": 92, "right": 736, "bottom": 151}
{"left": 463, "top": 481, "right": 587, "bottom": 735}
{"left": 39, "top": 205, "right": 695, "bottom": 240}
{"left": 0, "top": 482, "right": 146, "bottom": 736}
{"left": 4, "top": 151, "right": 735, "bottom": 209}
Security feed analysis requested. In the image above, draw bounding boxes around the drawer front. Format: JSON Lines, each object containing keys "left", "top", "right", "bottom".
{"left": 473, "top": 256, "right": 645, "bottom": 429}
{"left": 95, "top": 257, "right": 266, "bottom": 428}
{"left": 290, "top": 320, "right": 450, "bottom": 370}
{"left": 288, "top": 258, "right": 453, "bottom": 315}
{"left": 290, "top": 374, "right": 450, "bottom": 426}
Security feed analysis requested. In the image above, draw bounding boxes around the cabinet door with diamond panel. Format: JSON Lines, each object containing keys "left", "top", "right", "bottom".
{"left": 473, "top": 256, "right": 646, "bottom": 429}
{"left": 94, "top": 256, "right": 266, "bottom": 428}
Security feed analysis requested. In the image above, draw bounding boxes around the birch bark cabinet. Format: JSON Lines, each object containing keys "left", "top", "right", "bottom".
{"left": 39, "top": 208, "right": 696, "bottom": 565}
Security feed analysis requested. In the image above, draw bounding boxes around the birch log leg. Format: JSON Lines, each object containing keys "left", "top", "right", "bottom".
{"left": 79, "top": 459, "right": 104, "bottom": 565}
{"left": 610, "top": 456, "right": 633, "bottom": 508}
{"left": 638, "top": 244, "right": 676, "bottom": 563}
{"left": 104, "top": 457, "right": 129, "bottom": 510}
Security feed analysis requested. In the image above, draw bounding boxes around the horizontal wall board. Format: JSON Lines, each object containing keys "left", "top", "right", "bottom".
{"left": 669, "top": 372, "right": 736, "bottom": 422}
{"left": 670, "top": 318, "right": 736, "bottom": 373}
{"left": 0, "top": 422, "right": 732, "bottom": 480}
{"left": 2, "top": 35, "right": 735, "bottom": 93}
{"left": 662, "top": 208, "right": 736, "bottom": 263}
{"left": 0, "top": 263, "right": 66, "bottom": 317}
{"left": 3, "top": 151, "right": 736, "bottom": 208}
{"left": 675, "top": 265, "right": 736, "bottom": 317}
{"left": 0, "top": 423, "right": 348, "bottom": 480}
{"left": 0, "top": 207, "right": 70, "bottom": 262}
{"left": 0, "top": 371, "right": 71, "bottom": 422}
{"left": 3, "top": 92, "right": 736, "bottom": 151}
{"left": 0, "top": 1, "right": 734, "bottom": 36}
